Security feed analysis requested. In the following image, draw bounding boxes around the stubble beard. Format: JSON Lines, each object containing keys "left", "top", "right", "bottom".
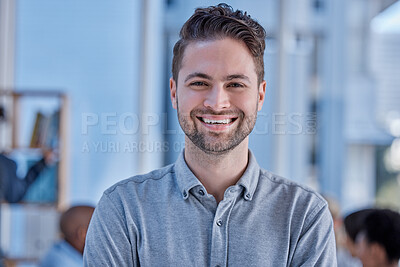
{"left": 177, "top": 102, "right": 258, "bottom": 155}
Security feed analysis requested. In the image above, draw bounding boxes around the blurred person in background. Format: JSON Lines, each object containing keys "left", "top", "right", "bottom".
{"left": 0, "top": 150, "right": 53, "bottom": 203}
{"left": 40, "top": 205, "right": 95, "bottom": 267}
{"left": 0, "top": 105, "right": 54, "bottom": 203}
{"left": 355, "top": 208, "right": 400, "bottom": 267}
{"left": 343, "top": 208, "right": 375, "bottom": 266}
{"left": 0, "top": 146, "right": 54, "bottom": 267}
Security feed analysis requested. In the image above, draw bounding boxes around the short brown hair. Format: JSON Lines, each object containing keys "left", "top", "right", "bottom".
{"left": 172, "top": 3, "right": 266, "bottom": 84}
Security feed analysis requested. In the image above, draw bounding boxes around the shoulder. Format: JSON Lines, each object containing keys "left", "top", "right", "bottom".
{"left": 258, "top": 168, "right": 327, "bottom": 211}
{"left": 256, "top": 169, "right": 333, "bottom": 238}
{"left": 103, "top": 163, "right": 175, "bottom": 198}
{"left": 40, "top": 241, "right": 82, "bottom": 267}
{"left": 91, "top": 163, "right": 177, "bottom": 234}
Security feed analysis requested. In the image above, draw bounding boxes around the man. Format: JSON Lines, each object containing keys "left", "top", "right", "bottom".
{"left": 84, "top": 4, "right": 336, "bottom": 266}
{"left": 355, "top": 209, "right": 400, "bottom": 267}
{"left": 40, "top": 205, "right": 95, "bottom": 267}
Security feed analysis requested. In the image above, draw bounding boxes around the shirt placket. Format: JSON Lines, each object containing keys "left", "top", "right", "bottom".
{"left": 209, "top": 188, "right": 239, "bottom": 267}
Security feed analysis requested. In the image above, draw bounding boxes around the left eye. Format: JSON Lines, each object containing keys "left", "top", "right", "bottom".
{"left": 228, "top": 83, "right": 244, "bottom": 88}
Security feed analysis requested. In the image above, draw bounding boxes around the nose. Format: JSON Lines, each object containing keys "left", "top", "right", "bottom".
{"left": 203, "top": 84, "right": 230, "bottom": 110}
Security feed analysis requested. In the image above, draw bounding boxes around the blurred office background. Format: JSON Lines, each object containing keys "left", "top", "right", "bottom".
{"left": 0, "top": 0, "right": 399, "bottom": 265}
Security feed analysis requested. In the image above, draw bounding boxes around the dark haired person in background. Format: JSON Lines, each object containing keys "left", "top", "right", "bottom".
{"left": 343, "top": 208, "right": 375, "bottom": 260}
{"left": 84, "top": 3, "right": 336, "bottom": 266}
{"left": 356, "top": 209, "right": 400, "bottom": 267}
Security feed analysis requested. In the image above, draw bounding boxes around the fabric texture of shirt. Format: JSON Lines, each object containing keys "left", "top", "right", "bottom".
{"left": 40, "top": 240, "right": 83, "bottom": 267}
{"left": 84, "top": 150, "right": 337, "bottom": 266}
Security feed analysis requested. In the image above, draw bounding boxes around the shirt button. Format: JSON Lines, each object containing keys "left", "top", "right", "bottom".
{"left": 199, "top": 189, "right": 205, "bottom": 196}
{"left": 245, "top": 193, "right": 251, "bottom": 199}
{"left": 216, "top": 219, "right": 223, "bottom": 226}
{"left": 183, "top": 191, "right": 187, "bottom": 197}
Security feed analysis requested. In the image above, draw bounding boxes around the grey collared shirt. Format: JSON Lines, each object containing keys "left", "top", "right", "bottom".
{"left": 84, "top": 150, "right": 337, "bottom": 266}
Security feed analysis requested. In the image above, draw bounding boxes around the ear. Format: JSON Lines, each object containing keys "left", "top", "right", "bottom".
{"left": 257, "top": 80, "right": 266, "bottom": 111}
{"left": 170, "top": 77, "right": 177, "bottom": 109}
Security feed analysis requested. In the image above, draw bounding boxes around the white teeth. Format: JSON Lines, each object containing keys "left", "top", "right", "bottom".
{"left": 202, "top": 118, "right": 232, "bottom": 124}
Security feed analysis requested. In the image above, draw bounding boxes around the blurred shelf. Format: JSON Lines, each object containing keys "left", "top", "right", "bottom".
{"left": 0, "top": 89, "right": 68, "bottom": 266}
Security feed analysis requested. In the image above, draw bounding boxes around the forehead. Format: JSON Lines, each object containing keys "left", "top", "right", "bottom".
{"left": 179, "top": 38, "right": 257, "bottom": 81}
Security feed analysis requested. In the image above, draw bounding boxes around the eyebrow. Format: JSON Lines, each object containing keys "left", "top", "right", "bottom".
{"left": 226, "top": 74, "right": 250, "bottom": 82}
{"left": 184, "top": 72, "right": 213, "bottom": 83}
{"left": 184, "top": 72, "right": 251, "bottom": 83}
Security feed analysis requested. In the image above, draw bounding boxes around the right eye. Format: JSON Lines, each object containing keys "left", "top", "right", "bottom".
{"left": 189, "top": 81, "right": 208, "bottom": 87}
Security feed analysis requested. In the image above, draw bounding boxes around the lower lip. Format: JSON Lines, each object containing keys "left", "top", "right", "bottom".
{"left": 198, "top": 119, "right": 236, "bottom": 131}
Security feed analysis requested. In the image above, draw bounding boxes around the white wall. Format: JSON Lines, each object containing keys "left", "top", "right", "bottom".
{"left": 14, "top": 0, "right": 143, "bottom": 204}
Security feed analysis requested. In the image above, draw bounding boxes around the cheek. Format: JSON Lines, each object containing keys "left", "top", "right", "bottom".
{"left": 356, "top": 242, "right": 371, "bottom": 262}
{"left": 177, "top": 90, "right": 204, "bottom": 112}
{"left": 232, "top": 93, "right": 258, "bottom": 113}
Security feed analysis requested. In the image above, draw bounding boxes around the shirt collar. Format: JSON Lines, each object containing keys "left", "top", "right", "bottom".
{"left": 174, "top": 149, "right": 260, "bottom": 201}
{"left": 236, "top": 150, "right": 260, "bottom": 201}
{"left": 174, "top": 150, "right": 203, "bottom": 200}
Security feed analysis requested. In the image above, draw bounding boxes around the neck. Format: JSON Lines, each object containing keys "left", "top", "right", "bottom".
{"left": 184, "top": 137, "right": 249, "bottom": 203}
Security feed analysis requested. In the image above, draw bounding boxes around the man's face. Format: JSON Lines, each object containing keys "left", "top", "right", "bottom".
{"left": 355, "top": 232, "right": 385, "bottom": 267}
{"left": 170, "top": 38, "right": 266, "bottom": 154}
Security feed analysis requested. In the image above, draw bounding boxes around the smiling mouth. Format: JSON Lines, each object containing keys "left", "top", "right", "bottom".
{"left": 197, "top": 117, "right": 237, "bottom": 125}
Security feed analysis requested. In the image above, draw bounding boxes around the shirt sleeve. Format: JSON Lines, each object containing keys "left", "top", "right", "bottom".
{"left": 290, "top": 203, "right": 337, "bottom": 267}
{"left": 83, "top": 192, "right": 139, "bottom": 267}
